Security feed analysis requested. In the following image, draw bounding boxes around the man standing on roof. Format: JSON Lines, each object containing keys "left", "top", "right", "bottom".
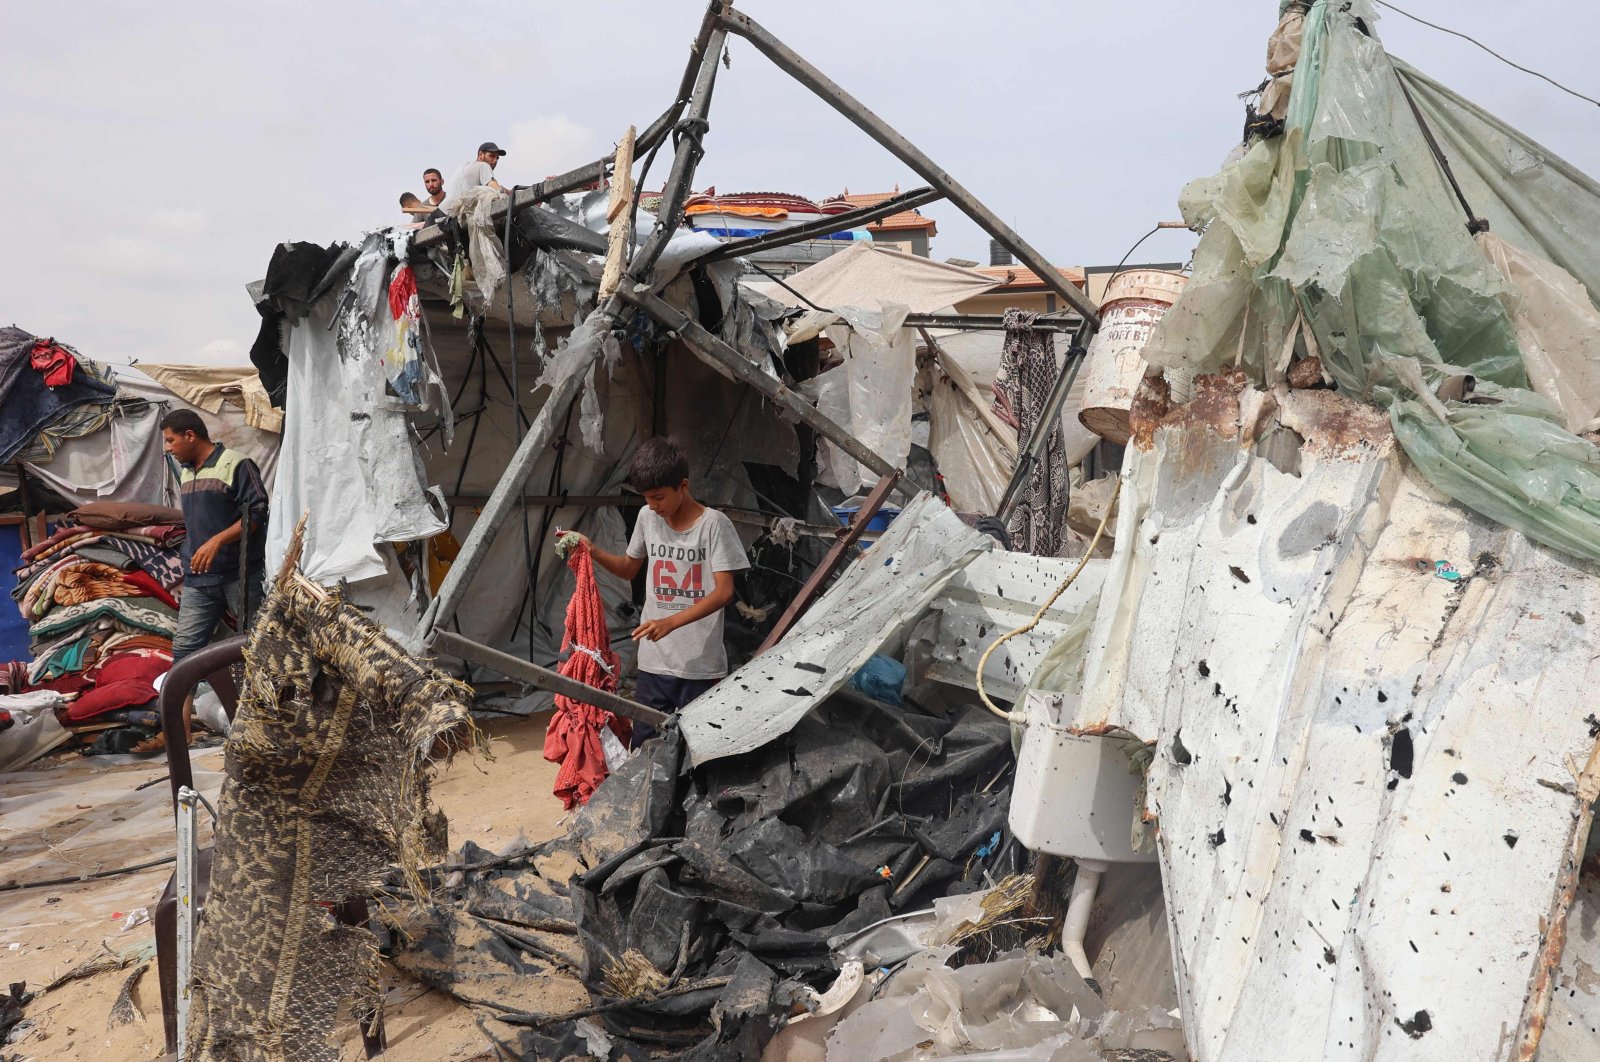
{"left": 160, "top": 410, "right": 269, "bottom": 663}
{"left": 443, "top": 142, "right": 508, "bottom": 211}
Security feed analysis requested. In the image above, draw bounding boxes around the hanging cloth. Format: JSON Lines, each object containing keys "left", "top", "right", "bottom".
{"left": 29, "top": 338, "right": 78, "bottom": 388}
{"left": 995, "top": 309, "right": 1069, "bottom": 556}
{"left": 543, "top": 537, "right": 631, "bottom": 809}
{"left": 383, "top": 264, "right": 426, "bottom": 405}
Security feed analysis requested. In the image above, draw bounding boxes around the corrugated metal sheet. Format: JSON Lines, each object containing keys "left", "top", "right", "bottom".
{"left": 1062, "top": 380, "right": 1600, "bottom": 1060}
{"left": 680, "top": 494, "right": 988, "bottom": 765}
{"left": 680, "top": 496, "right": 1106, "bottom": 766}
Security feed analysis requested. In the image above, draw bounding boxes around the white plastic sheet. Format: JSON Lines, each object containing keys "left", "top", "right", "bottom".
{"left": 1478, "top": 231, "right": 1600, "bottom": 433}
{"left": 680, "top": 494, "right": 989, "bottom": 765}
{"left": 819, "top": 304, "right": 917, "bottom": 497}
{"left": 267, "top": 301, "right": 445, "bottom": 584}
{"left": 762, "top": 241, "right": 998, "bottom": 316}
{"left": 925, "top": 349, "right": 1016, "bottom": 514}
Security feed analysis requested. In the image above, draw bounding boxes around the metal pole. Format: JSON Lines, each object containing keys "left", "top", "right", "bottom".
{"left": 628, "top": 11, "right": 730, "bottom": 282}
{"left": 717, "top": 7, "right": 1100, "bottom": 327}
{"left": 429, "top": 629, "right": 670, "bottom": 728}
{"left": 997, "top": 320, "right": 1094, "bottom": 521}
{"left": 617, "top": 286, "right": 919, "bottom": 497}
{"left": 696, "top": 186, "right": 943, "bottom": 264}
{"left": 175, "top": 785, "right": 201, "bottom": 1062}
{"left": 417, "top": 318, "right": 611, "bottom": 640}
{"left": 906, "top": 312, "right": 1082, "bottom": 334}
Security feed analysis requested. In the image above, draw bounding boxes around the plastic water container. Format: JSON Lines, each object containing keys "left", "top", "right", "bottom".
{"left": 831, "top": 506, "right": 901, "bottom": 533}
{"left": 1009, "top": 691, "right": 1157, "bottom": 863}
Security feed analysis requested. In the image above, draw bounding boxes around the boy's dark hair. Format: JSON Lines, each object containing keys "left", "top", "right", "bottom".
{"left": 627, "top": 436, "right": 690, "bottom": 492}
{"left": 160, "top": 409, "right": 210, "bottom": 440}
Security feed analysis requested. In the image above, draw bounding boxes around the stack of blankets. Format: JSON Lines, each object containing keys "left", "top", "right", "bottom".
{"left": 10, "top": 501, "right": 185, "bottom": 749}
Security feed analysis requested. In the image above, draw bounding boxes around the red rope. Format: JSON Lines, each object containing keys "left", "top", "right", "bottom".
{"left": 543, "top": 542, "right": 630, "bottom": 808}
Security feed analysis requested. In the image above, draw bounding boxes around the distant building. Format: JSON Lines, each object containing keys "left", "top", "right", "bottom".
{"left": 957, "top": 264, "right": 1089, "bottom": 317}
{"left": 827, "top": 187, "right": 939, "bottom": 258}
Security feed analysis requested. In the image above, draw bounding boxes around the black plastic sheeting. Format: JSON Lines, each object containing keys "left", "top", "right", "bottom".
{"left": 389, "top": 696, "right": 1024, "bottom": 1060}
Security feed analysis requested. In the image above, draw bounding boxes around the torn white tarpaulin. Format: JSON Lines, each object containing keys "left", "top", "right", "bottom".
{"left": 812, "top": 304, "right": 916, "bottom": 497}
{"left": 1060, "top": 377, "right": 1600, "bottom": 1061}
{"left": 266, "top": 300, "right": 445, "bottom": 584}
{"left": 680, "top": 493, "right": 990, "bottom": 765}
{"left": 759, "top": 241, "right": 999, "bottom": 316}
{"left": 21, "top": 401, "right": 168, "bottom": 507}
{"left": 924, "top": 346, "right": 1017, "bottom": 515}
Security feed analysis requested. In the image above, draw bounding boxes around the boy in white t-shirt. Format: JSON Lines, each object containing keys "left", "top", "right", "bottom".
{"left": 572, "top": 437, "right": 749, "bottom": 743}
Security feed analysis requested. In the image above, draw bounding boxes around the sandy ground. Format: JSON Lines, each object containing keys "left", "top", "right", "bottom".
{"left": 0, "top": 712, "right": 567, "bottom": 1061}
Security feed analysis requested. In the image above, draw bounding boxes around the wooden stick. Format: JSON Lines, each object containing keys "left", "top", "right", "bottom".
{"left": 1515, "top": 734, "right": 1600, "bottom": 1060}
{"left": 599, "top": 126, "right": 637, "bottom": 300}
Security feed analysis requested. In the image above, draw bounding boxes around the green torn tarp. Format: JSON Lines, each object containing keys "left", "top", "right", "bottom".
{"left": 1142, "top": 0, "right": 1600, "bottom": 563}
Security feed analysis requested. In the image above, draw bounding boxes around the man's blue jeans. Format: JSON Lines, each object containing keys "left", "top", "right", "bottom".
{"left": 171, "top": 576, "right": 263, "bottom": 663}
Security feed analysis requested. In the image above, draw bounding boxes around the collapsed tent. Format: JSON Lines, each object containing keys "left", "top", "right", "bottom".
{"left": 382, "top": 496, "right": 1177, "bottom": 1060}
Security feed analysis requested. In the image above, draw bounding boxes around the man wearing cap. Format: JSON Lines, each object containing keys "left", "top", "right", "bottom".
{"left": 443, "top": 143, "right": 508, "bottom": 211}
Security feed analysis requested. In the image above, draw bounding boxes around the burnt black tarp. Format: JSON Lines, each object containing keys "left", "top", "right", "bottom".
{"left": 390, "top": 696, "right": 1021, "bottom": 1060}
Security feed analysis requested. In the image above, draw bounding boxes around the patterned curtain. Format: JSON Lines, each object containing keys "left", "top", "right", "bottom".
{"left": 994, "top": 309, "right": 1068, "bottom": 556}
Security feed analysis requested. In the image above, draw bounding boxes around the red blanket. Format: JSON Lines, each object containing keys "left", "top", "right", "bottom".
{"left": 543, "top": 544, "right": 630, "bottom": 809}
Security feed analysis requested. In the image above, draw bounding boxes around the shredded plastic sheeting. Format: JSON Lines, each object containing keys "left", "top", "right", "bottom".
{"left": 1140, "top": 1, "right": 1600, "bottom": 563}
{"left": 1395, "top": 59, "right": 1600, "bottom": 310}
{"left": 827, "top": 951, "right": 1180, "bottom": 1062}
{"left": 924, "top": 348, "right": 1017, "bottom": 515}
{"left": 395, "top": 696, "right": 1022, "bottom": 1060}
{"left": 265, "top": 295, "right": 445, "bottom": 584}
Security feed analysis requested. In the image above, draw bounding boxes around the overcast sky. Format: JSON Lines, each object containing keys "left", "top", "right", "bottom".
{"left": 4, "top": 1, "right": 1596, "bottom": 367}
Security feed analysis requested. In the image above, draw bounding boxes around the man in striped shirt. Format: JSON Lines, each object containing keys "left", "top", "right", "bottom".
{"left": 160, "top": 410, "right": 270, "bottom": 662}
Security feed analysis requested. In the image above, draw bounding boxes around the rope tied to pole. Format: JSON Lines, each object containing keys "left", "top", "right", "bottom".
{"left": 543, "top": 537, "right": 631, "bottom": 808}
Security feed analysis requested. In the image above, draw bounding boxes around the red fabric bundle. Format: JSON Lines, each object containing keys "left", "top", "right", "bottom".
{"left": 543, "top": 543, "right": 630, "bottom": 810}
{"left": 388, "top": 264, "right": 418, "bottom": 320}
{"left": 29, "top": 338, "right": 77, "bottom": 387}
{"left": 61, "top": 649, "right": 172, "bottom": 721}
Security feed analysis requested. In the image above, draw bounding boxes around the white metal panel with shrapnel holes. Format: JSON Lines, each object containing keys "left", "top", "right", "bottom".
{"left": 1069, "top": 382, "right": 1600, "bottom": 1062}
{"left": 679, "top": 493, "right": 990, "bottom": 765}
{"left": 924, "top": 548, "right": 1105, "bottom": 699}
{"left": 680, "top": 495, "right": 1108, "bottom": 766}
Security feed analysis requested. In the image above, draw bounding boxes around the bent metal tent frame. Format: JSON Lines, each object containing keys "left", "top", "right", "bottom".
{"left": 257, "top": 1, "right": 1104, "bottom": 710}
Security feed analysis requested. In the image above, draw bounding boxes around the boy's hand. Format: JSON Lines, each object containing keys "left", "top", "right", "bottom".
{"left": 632, "top": 617, "right": 678, "bottom": 642}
